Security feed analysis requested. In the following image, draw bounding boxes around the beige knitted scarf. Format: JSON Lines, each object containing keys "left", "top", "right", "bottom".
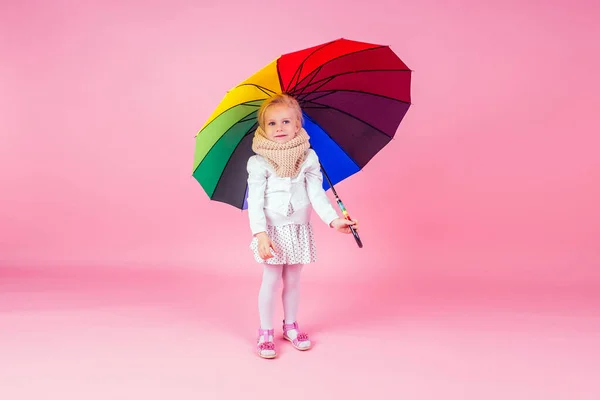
{"left": 251, "top": 126, "right": 310, "bottom": 178}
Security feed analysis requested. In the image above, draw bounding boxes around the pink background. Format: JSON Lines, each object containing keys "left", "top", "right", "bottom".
{"left": 1, "top": 0, "right": 599, "bottom": 399}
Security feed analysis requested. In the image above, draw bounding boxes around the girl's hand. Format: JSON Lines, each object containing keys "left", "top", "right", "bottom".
{"left": 255, "top": 232, "right": 277, "bottom": 260}
{"left": 330, "top": 218, "right": 359, "bottom": 234}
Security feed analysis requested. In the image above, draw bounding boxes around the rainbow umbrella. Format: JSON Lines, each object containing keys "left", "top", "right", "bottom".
{"left": 192, "top": 38, "right": 412, "bottom": 247}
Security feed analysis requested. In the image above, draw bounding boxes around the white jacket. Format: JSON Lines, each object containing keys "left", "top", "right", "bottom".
{"left": 246, "top": 149, "right": 339, "bottom": 235}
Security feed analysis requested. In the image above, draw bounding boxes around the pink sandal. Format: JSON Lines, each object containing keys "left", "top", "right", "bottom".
{"left": 282, "top": 321, "right": 311, "bottom": 351}
{"left": 257, "top": 328, "right": 276, "bottom": 359}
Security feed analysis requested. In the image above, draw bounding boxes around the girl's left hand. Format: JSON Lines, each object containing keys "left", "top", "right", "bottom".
{"left": 330, "top": 218, "right": 359, "bottom": 234}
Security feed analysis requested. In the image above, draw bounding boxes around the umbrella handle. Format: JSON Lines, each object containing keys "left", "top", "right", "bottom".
{"left": 318, "top": 160, "right": 363, "bottom": 248}
{"left": 335, "top": 198, "right": 363, "bottom": 249}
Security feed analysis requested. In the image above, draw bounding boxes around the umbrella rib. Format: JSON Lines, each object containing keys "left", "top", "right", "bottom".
{"left": 236, "top": 83, "right": 279, "bottom": 96}
{"left": 300, "top": 88, "right": 412, "bottom": 106}
{"left": 292, "top": 64, "right": 326, "bottom": 97}
{"left": 212, "top": 121, "right": 258, "bottom": 210}
{"left": 288, "top": 46, "right": 393, "bottom": 94}
{"left": 298, "top": 68, "right": 411, "bottom": 89}
{"left": 298, "top": 90, "right": 335, "bottom": 103}
{"left": 193, "top": 110, "right": 257, "bottom": 178}
{"left": 302, "top": 97, "right": 399, "bottom": 140}
{"left": 239, "top": 114, "right": 258, "bottom": 123}
{"left": 276, "top": 58, "right": 286, "bottom": 95}
{"left": 196, "top": 99, "right": 264, "bottom": 137}
{"left": 295, "top": 73, "right": 333, "bottom": 102}
{"left": 289, "top": 46, "right": 390, "bottom": 93}
{"left": 287, "top": 40, "right": 381, "bottom": 93}
{"left": 303, "top": 113, "right": 361, "bottom": 172}
{"left": 290, "top": 62, "right": 305, "bottom": 94}
{"left": 293, "top": 69, "right": 411, "bottom": 100}
{"left": 214, "top": 123, "right": 258, "bottom": 210}
{"left": 285, "top": 40, "right": 338, "bottom": 92}
{"left": 198, "top": 119, "right": 257, "bottom": 208}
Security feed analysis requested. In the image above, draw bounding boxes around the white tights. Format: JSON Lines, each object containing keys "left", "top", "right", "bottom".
{"left": 258, "top": 263, "right": 303, "bottom": 331}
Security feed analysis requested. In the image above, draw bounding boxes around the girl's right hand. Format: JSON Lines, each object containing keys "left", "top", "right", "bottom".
{"left": 256, "top": 232, "right": 277, "bottom": 260}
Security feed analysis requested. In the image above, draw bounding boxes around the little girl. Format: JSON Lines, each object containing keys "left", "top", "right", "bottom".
{"left": 246, "top": 93, "right": 358, "bottom": 359}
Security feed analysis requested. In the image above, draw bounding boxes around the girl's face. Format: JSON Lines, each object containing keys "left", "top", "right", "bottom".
{"left": 263, "top": 104, "right": 300, "bottom": 144}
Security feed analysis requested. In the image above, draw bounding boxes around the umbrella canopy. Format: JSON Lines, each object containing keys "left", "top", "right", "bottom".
{"left": 193, "top": 38, "right": 411, "bottom": 210}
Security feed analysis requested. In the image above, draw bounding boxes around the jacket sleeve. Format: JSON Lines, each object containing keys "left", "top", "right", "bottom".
{"left": 305, "top": 150, "right": 339, "bottom": 226}
{"left": 246, "top": 156, "right": 268, "bottom": 235}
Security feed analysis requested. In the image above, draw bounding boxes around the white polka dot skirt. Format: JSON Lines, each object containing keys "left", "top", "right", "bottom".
{"left": 250, "top": 204, "right": 317, "bottom": 265}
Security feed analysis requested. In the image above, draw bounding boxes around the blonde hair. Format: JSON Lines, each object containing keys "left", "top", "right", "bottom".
{"left": 257, "top": 93, "right": 304, "bottom": 130}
